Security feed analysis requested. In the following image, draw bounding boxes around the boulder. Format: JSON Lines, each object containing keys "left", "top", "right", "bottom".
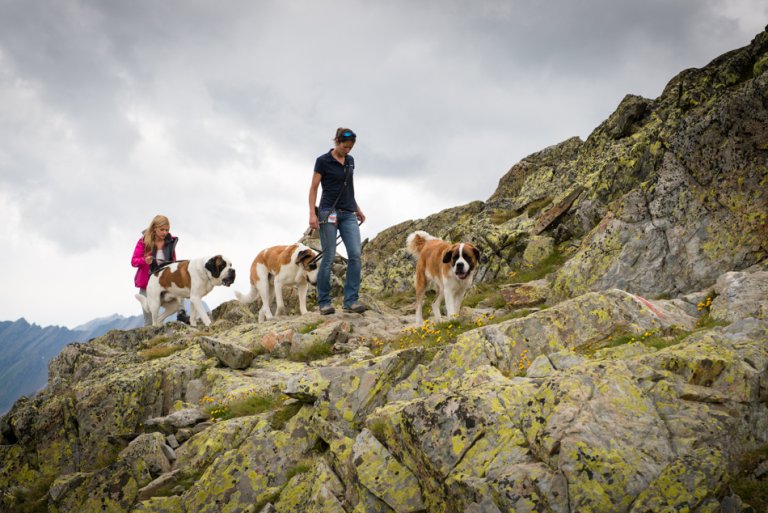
{"left": 522, "top": 235, "right": 554, "bottom": 267}
{"left": 198, "top": 336, "right": 255, "bottom": 369}
{"left": 352, "top": 429, "right": 425, "bottom": 512}
{"left": 500, "top": 279, "right": 549, "bottom": 307}
{"left": 710, "top": 268, "right": 768, "bottom": 322}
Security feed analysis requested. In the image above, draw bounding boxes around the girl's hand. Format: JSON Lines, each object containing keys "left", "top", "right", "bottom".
{"left": 309, "top": 212, "right": 319, "bottom": 230}
{"left": 356, "top": 210, "right": 366, "bottom": 224}
{"left": 145, "top": 255, "right": 153, "bottom": 265}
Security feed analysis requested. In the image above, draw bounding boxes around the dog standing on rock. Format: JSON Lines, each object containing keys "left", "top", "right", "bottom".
{"left": 406, "top": 230, "right": 481, "bottom": 323}
{"left": 136, "top": 255, "right": 236, "bottom": 327}
{"left": 235, "top": 243, "right": 319, "bottom": 322}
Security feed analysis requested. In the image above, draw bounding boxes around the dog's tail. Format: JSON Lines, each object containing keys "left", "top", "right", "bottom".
{"left": 234, "top": 287, "right": 259, "bottom": 305}
{"left": 406, "top": 230, "right": 435, "bottom": 257}
{"left": 135, "top": 293, "right": 149, "bottom": 313}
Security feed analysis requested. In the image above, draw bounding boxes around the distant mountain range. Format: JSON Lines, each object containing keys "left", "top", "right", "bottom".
{"left": 0, "top": 313, "right": 144, "bottom": 414}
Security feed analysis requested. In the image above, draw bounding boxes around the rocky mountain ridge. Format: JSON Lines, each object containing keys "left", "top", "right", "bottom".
{"left": 1, "top": 28, "right": 767, "bottom": 513}
{"left": 0, "top": 314, "right": 144, "bottom": 415}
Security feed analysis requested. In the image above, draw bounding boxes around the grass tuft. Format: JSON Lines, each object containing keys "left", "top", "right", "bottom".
{"left": 285, "top": 461, "right": 313, "bottom": 481}
{"left": 462, "top": 282, "right": 508, "bottom": 309}
{"left": 368, "top": 314, "right": 499, "bottom": 357}
{"left": 511, "top": 249, "right": 567, "bottom": 283}
{"left": 270, "top": 401, "right": 303, "bottom": 430}
{"left": 4, "top": 476, "right": 54, "bottom": 513}
{"left": 297, "top": 321, "right": 322, "bottom": 334}
{"left": 139, "top": 344, "right": 184, "bottom": 360}
{"left": 287, "top": 340, "right": 334, "bottom": 362}
{"left": 200, "top": 391, "right": 287, "bottom": 422}
{"left": 730, "top": 443, "right": 768, "bottom": 512}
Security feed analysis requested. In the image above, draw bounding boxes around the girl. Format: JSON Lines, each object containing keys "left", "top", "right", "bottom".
{"left": 131, "top": 215, "right": 178, "bottom": 325}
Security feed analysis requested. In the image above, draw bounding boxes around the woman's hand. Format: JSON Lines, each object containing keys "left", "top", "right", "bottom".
{"left": 144, "top": 255, "right": 153, "bottom": 265}
{"left": 309, "top": 211, "right": 319, "bottom": 230}
{"left": 356, "top": 209, "right": 366, "bottom": 224}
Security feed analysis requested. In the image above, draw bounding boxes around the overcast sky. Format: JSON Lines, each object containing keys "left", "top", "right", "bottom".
{"left": 1, "top": 0, "right": 766, "bottom": 328}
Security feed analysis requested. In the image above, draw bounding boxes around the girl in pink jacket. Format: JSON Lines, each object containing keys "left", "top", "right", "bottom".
{"left": 131, "top": 215, "right": 178, "bottom": 325}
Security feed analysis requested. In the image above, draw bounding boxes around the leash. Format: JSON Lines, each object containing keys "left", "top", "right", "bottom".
{"left": 305, "top": 220, "right": 362, "bottom": 265}
{"left": 151, "top": 260, "right": 189, "bottom": 275}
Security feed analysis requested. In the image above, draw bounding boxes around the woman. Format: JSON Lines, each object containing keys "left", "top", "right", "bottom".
{"left": 308, "top": 127, "right": 367, "bottom": 315}
{"left": 131, "top": 214, "right": 179, "bottom": 325}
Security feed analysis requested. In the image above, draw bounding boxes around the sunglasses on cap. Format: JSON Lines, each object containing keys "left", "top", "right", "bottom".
{"left": 338, "top": 130, "right": 356, "bottom": 142}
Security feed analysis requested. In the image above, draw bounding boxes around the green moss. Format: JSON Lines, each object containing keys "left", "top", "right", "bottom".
{"left": 287, "top": 340, "right": 334, "bottom": 362}
{"left": 525, "top": 196, "right": 553, "bottom": 217}
{"left": 755, "top": 52, "right": 768, "bottom": 76}
{"left": 603, "top": 333, "right": 636, "bottom": 349}
{"left": 378, "top": 287, "right": 417, "bottom": 309}
{"left": 270, "top": 401, "right": 303, "bottom": 430}
{"left": 142, "top": 335, "right": 174, "bottom": 349}
{"left": 462, "top": 281, "right": 507, "bottom": 309}
{"left": 730, "top": 443, "right": 768, "bottom": 511}
{"left": 489, "top": 208, "right": 520, "bottom": 225}
{"left": 512, "top": 248, "right": 567, "bottom": 282}
{"left": 372, "top": 318, "right": 477, "bottom": 356}
{"left": 253, "top": 488, "right": 282, "bottom": 512}
{"left": 695, "top": 312, "right": 729, "bottom": 330}
{"left": 3, "top": 475, "right": 54, "bottom": 513}
{"left": 93, "top": 443, "right": 123, "bottom": 470}
{"left": 367, "top": 418, "right": 388, "bottom": 442}
{"left": 694, "top": 292, "right": 729, "bottom": 330}
{"left": 581, "top": 323, "right": 715, "bottom": 356}
{"left": 140, "top": 469, "right": 201, "bottom": 498}
{"left": 139, "top": 344, "right": 184, "bottom": 361}
{"left": 297, "top": 321, "right": 321, "bottom": 334}
{"left": 203, "top": 391, "right": 287, "bottom": 421}
{"left": 285, "top": 461, "right": 313, "bottom": 481}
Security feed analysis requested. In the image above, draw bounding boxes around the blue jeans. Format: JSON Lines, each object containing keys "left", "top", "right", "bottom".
{"left": 317, "top": 209, "right": 361, "bottom": 308}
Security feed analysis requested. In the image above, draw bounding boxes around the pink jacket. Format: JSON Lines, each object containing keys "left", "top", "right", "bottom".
{"left": 131, "top": 235, "right": 177, "bottom": 288}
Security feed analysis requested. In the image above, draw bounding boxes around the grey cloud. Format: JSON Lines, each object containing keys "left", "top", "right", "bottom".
{"left": 1, "top": 0, "right": 766, "bottom": 255}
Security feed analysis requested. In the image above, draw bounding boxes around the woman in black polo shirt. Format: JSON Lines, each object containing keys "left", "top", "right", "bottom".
{"left": 308, "top": 127, "right": 367, "bottom": 315}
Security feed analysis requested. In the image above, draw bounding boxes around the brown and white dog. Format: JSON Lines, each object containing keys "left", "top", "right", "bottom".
{"left": 234, "top": 243, "right": 319, "bottom": 322}
{"left": 406, "top": 230, "right": 481, "bottom": 323}
{"left": 135, "top": 255, "right": 236, "bottom": 327}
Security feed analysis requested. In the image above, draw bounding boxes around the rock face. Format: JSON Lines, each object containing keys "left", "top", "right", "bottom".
{"left": 361, "top": 28, "right": 768, "bottom": 301}
{"left": 2, "top": 29, "right": 768, "bottom": 513}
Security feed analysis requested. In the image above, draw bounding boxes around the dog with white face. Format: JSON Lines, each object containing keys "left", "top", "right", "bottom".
{"left": 136, "top": 255, "right": 236, "bottom": 327}
{"left": 234, "top": 243, "right": 319, "bottom": 322}
{"left": 406, "top": 231, "right": 481, "bottom": 323}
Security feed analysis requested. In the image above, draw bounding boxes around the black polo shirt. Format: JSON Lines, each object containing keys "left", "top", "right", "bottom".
{"left": 314, "top": 150, "right": 357, "bottom": 211}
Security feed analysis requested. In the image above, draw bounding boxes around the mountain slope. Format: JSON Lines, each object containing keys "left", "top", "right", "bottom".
{"left": 0, "top": 314, "right": 143, "bottom": 414}
{"left": 361, "top": 28, "right": 767, "bottom": 302}
{"left": 0, "top": 320, "right": 79, "bottom": 415}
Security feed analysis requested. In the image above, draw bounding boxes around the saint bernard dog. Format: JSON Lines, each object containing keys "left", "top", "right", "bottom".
{"left": 406, "top": 230, "right": 481, "bottom": 323}
{"left": 136, "top": 255, "right": 236, "bottom": 327}
{"left": 234, "top": 243, "right": 319, "bottom": 322}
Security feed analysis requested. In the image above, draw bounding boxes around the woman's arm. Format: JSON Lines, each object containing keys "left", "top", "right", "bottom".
{"left": 355, "top": 204, "right": 366, "bottom": 224}
{"left": 308, "top": 172, "right": 322, "bottom": 229}
{"left": 131, "top": 239, "right": 148, "bottom": 268}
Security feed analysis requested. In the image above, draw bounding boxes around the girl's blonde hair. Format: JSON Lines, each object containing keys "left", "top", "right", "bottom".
{"left": 143, "top": 215, "right": 170, "bottom": 255}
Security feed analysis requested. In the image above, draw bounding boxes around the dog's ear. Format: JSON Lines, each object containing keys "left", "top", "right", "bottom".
{"left": 442, "top": 249, "right": 454, "bottom": 264}
{"left": 205, "top": 256, "right": 223, "bottom": 278}
{"left": 217, "top": 256, "right": 229, "bottom": 272}
{"left": 296, "top": 249, "right": 311, "bottom": 264}
{"left": 471, "top": 245, "right": 482, "bottom": 264}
